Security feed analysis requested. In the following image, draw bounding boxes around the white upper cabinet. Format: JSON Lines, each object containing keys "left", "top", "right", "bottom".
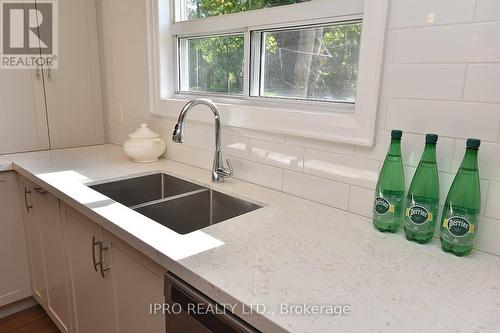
{"left": 41, "top": 0, "right": 104, "bottom": 148}
{"left": 0, "top": 0, "right": 104, "bottom": 154}
{"left": 0, "top": 69, "right": 49, "bottom": 154}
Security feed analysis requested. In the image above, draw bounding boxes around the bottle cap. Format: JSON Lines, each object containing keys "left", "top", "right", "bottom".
{"left": 425, "top": 134, "right": 438, "bottom": 144}
{"left": 391, "top": 130, "right": 403, "bottom": 140}
{"left": 466, "top": 138, "right": 481, "bottom": 150}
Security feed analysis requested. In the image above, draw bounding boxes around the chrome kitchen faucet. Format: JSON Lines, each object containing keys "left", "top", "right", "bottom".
{"left": 172, "top": 99, "right": 232, "bottom": 183}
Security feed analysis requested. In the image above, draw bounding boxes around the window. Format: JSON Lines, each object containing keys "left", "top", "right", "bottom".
{"left": 175, "top": 0, "right": 362, "bottom": 105}
{"left": 251, "top": 21, "right": 361, "bottom": 103}
{"left": 178, "top": 34, "right": 244, "bottom": 95}
{"left": 150, "top": 0, "right": 389, "bottom": 146}
{"left": 183, "top": 0, "right": 312, "bottom": 20}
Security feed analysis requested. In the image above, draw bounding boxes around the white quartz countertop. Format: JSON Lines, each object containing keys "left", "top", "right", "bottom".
{"left": 4, "top": 145, "right": 500, "bottom": 333}
{"left": 0, "top": 156, "right": 12, "bottom": 171}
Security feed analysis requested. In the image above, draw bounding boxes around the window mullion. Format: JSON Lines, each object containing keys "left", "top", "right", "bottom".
{"left": 242, "top": 30, "right": 251, "bottom": 99}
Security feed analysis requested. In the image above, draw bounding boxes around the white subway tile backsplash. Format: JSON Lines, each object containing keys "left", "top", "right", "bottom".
{"left": 182, "top": 126, "right": 212, "bottom": 150}
{"left": 382, "top": 64, "right": 466, "bottom": 100}
{"left": 304, "top": 149, "right": 380, "bottom": 189}
{"left": 393, "top": 22, "right": 500, "bottom": 63}
{"left": 113, "top": 83, "right": 148, "bottom": 103}
{"left": 385, "top": 99, "right": 500, "bottom": 141}
{"left": 463, "top": 64, "right": 500, "bottom": 103}
{"left": 286, "top": 135, "right": 354, "bottom": 156}
{"left": 229, "top": 158, "right": 283, "bottom": 190}
{"left": 355, "top": 130, "right": 390, "bottom": 161}
{"left": 475, "top": 0, "right": 500, "bottom": 22}
{"left": 221, "top": 134, "right": 249, "bottom": 159}
{"left": 249, "top": 140, "right": 304, "bottom": 171}
{"left": 283, "top": 171, "right": 349, "bottom": 210}
{"left": 348, "top": 186, "right": 375, "bottom": 218}
{"left": 401, "top": 133, "right": 455, "bottom": 172}
{"left": 192, "top": 149, "right": 213, "bottom": 170}
{"left": 384, "top": 30, "right": 396, "bottom": 63}
{"left": 165, "top": 143, "right": 193, "bottom": 165}
{"left": 475, "top": 216, "right": 500, "bottom": 255}
{"left": 389, "top": 0, "right": 475, "bottom": 28}
{"left": 119, "top": 101, "right": 152, "bottom": 120}
{"left": 402, "top": 133, "right": 427, "bottom": 168}
{"left": 243, "top": 128, "right": 286, "bottom": 144}
{"left": 484, "top": 181, "right": 500, "bottom": 219}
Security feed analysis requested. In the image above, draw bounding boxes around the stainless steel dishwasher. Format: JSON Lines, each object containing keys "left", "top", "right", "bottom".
{"left": 165, "top": 273, "right": 261, "bottom": 333}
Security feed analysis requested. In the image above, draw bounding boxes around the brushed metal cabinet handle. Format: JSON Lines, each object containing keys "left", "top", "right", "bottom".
{"left": 92, "top": 236, "right": 100, "bottom": 272}
{"left": 98, "top": 242, "right": 111, "bottom": 278}
{"left": 34, "top": 186, "right": 48, "bottom": 195}
{"left": 24, "top": 187, "right": 33, "bottom": 213}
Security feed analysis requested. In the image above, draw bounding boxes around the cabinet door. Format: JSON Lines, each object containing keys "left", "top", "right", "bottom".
{"left": 35, "top": 190, "right": 72, "bottom": 332}
{"left": 104, "top": 231, "right": 165, "bottom": 333}
{"left": 0, "top": 172, "right": 31, "bottom": 307}
{"left": 0, "top": 68, "right": 49, "bottom": 154}
{"left": 40, "top": 0, "right": 104, "bottom": 148}
{"left": 18, "top": 178, "right": 48, "bottom": 305}
{"left": 61, "top": 204, "right": 112, "bottom": 333}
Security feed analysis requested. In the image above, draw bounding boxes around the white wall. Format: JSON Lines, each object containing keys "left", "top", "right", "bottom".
{"left": 99, "top": 0, "right": 500, "bottom": 256}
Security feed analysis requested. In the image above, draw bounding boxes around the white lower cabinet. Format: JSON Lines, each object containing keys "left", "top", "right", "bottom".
{"left": 104, "top": 230, "right": 166, "bottom": 333}
{"left": 61, "top": 204, "right": 112, "bottom": 333}
{"left": 35, "top": 188, "right": 73, "bottom": 332}
{"left": 61, "top": 203, "right": 166, "bottom": 333}
{"left": 19, "top": 177, "right": 48, "bottom": 305}
{"left": 19, "top": 175, "right": 166, "bottom": 333}
{"left": 19, "top": 176, "right": 72, "bottom": 332}
{"left": 0, "top": 172, "right": 31, "bottom": 307}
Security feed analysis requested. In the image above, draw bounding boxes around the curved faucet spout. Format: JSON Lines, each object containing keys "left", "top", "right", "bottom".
{"left": 172, "top": 99, "right": 231, "bottom": 183}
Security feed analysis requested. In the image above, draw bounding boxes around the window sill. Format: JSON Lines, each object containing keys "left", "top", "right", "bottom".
{"left": 151, "top": 95, "right": 371, "bottom": 146}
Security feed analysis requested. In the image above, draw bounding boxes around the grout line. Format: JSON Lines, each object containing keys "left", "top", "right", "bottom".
{"left": 386, "top": 96, "right": 500, "bottom": 106}
{"left": 391, "top": 61, "right": 500, "bottom": 65}
{"left": 346, "top": 185, "right": 352, "bottom": 212}
{"left": 389, "top": 30, "right": 398, "bottom": 63}
{"left": 460, "top": 64, "right": 469, "bottom": 100}
{"left": 473, "top": 0, "right": 479, "bottom": 21}
{"left": 497, "top": 122, "right": 500, "bottom": 143}
{"left": 389, "top": 19, "right": 500, "bottom": 31}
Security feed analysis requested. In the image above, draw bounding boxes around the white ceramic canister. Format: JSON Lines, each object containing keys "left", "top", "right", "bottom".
{"left": 123, "top": 124, "right": 166, "bottom": 162}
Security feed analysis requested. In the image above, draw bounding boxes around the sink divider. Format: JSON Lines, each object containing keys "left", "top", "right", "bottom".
{"left": 129, "top": 188, "right": 209, "bottom": 210}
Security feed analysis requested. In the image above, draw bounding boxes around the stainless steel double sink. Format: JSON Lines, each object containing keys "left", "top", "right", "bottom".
{"left": 89, "top": 173, "right": 262, "bottom": 234}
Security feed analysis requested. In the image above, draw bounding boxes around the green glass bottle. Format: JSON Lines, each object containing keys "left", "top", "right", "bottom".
{"left": 404, "top": 134, "right": 439, "bottom": 244}
{"left": 440, "top": 139, "right": 481, "bottom": 256}
{"left": 373, "top": 130, "right": 405, "bottom": 232}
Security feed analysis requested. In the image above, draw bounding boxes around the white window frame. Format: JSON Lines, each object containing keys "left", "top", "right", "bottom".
{"left": 146, "top": 0, "right": 389, "bottom": 146}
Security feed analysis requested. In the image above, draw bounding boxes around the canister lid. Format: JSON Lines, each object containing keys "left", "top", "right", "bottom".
{"left": 128, "top": 124, "right": 160, "bottom": 139}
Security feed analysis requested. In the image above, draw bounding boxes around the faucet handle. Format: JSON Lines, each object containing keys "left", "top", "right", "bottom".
{"left": 216, "top": 159, "right": 232, "bottom": 178}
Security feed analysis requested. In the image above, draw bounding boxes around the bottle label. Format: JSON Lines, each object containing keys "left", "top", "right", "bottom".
{"left": 406, "top": 205, "right": 433, "bottom": 225}
{"left": 374, "top": 196, "right": 394, "bottom": 215}
{"left": 443, "top": 216, "right": 475, "bottom": 237}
